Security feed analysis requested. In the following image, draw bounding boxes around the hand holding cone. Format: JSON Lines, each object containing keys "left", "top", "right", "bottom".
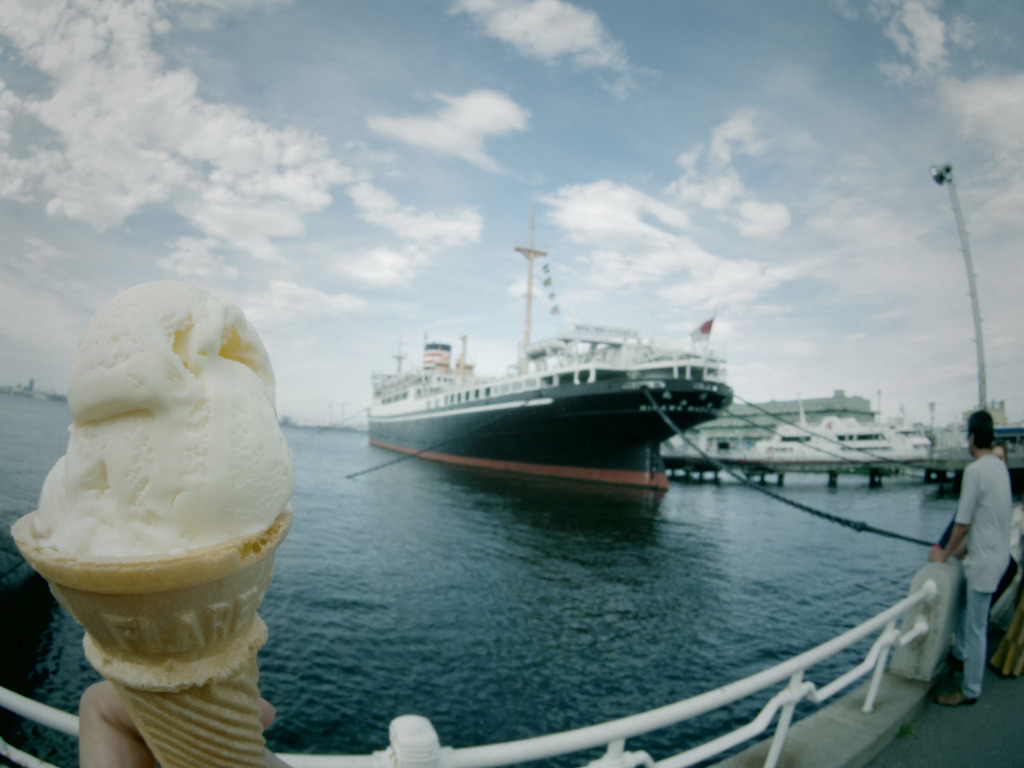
{"left": 14, "top": 508, "right": 292, "bottom": 767}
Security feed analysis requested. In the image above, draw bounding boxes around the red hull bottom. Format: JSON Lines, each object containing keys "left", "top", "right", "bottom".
{"left": 369, "top": 439, "right": 670, "bottom": 490}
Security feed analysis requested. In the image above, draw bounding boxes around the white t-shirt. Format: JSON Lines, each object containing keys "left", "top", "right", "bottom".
{"left": 955, "top": 453, "right": 1013, "bottom": 592}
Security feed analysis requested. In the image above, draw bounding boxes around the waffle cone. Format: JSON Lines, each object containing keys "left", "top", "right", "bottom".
{"left": 12, "top": 508, "right": 291, "bottom": 767}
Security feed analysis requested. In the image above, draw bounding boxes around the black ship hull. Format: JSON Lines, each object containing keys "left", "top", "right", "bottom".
{"left": 369, "top": 378, "right": 732, "bottom": 489}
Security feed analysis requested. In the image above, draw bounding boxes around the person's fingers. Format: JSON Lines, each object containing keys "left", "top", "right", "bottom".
{"left": 259, "top": 697, "right": 277, "bottom": 729}
{"left": 78, "top": 682, "right": 157, "bottom": 768}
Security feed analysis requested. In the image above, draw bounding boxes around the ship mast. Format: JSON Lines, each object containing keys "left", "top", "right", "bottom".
{"left": 514, "top": 211, "right": 547, "bottom": 374}
{"left": 393, "top": 340, "right": 405, "bottom": 375}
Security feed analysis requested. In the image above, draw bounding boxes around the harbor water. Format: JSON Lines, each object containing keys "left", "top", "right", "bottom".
{"left": 1, "top": 394, "right": 956, "bottom": 766}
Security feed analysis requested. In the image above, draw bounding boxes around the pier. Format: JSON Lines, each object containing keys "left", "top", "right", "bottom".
{"left": 663, "top": 454, "right": 922, "bottom": 488}
{"left": 665, "top": 450, "right": 1024, "bottom": 493}
{"left": 921, "top": 452, "right": 1024, "bottom": 496}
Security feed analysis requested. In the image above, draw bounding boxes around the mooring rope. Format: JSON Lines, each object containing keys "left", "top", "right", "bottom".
{"left": 643, "top": 388, "right": 934, "bottom": 547}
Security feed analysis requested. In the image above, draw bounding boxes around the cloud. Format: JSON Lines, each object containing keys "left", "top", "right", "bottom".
{"left": 938, "top": 72, "right": 1024, "bottom": 156}
{"left": 159, "top": 0, "right": 294, "bottom": 29}
{"left": 367, "top": 90, "right": 528, "bottom": 173}
{"left": 332, "top": 246, "right": 426, "bottom": 289}
{"left": 450, "top": 0, "right": 635, "bottom": 95}
{"left": 873, "top": 0, "right": 973, "bottom": 85}
{"left": 545, "top": 181, "right": 717, "bottom": 291}
{"left": 156, "top": 237, "right": 239, "bottom": 279}
{"left": 0, "top": 0, "right": 349, "bottom": 263}
{"left": 242, "top": 280, "right": 368, "bottom": 327}
{"left": 656, "top": 258, "right": 797, "bottom": 309}
{"left": 865, "top": 2, "right": 1024, "bottom": 237}
{"left": 346, "top": 182, "right": 483, "bottom": 248}
{"left": 667, "top": 111, "right": 791, "bottom": 240}
{"left": 335, "top": 182, "right": 484, "bottom": 287}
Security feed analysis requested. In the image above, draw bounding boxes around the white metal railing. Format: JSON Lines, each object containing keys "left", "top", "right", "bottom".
{"left": 0, "top": 579, "right": 937, "bottom": 768}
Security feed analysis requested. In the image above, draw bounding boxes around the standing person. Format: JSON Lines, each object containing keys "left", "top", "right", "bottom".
{"left": 929, "top": 410, "right": 1013, "bottom": 706}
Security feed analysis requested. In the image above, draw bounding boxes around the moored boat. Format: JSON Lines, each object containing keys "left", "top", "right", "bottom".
{"left": 724, "top": 414, "right": 932, "bottom": 471}
{"left": 369, "top": 327, "right": 732, "bottom": 489}
{"left": 368, "top": 229, "right": 732, "bottom": 489}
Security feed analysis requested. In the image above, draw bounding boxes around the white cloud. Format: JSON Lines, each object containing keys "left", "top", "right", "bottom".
{"left": 735, "top": 199, "right": 793, "bottom": 239}
{"left": 656, "top": 259, "right": 796, "bottom": 309}
{"left": 938, "top": 72, "right": 1024, "bottom": 157}
{"left": 155, "top": 0, "right": 294, "bottom": 32}
{"left": 346, "top": 182, "right": 483, "bottom": 248}
{"left": 334, "top": 182, "right": 483, "bottom": 287}
{"left": 0, "top": 0, "right": 349, "bottom": 261}
{"left": 708, "top": 110, "right": 769, "bottom": 165}
{"left": 667, "top": 111, "right": 791, "bottom": 240}
{"left": 546, "top": 180, "right": 730, "bottom": 293}
{"left": 367, "top": 90, "right": 528, "bottom": 173}
{"left": 874, "top": 0, "right": 974, "bottom": 85}
{"left": 243, "top": 280, "right": 368, "bottom": 327}
{"left": 450, "top": 0, "right": 634, "bottom": 95}
{"left": 332, "top": 246, "right": 426, "bottom": 289}
{"left": 883, "top": 1, "right": 947, "bottom": 75}
{"left": 156, "top": 237, "right": 239, "bottom": 279}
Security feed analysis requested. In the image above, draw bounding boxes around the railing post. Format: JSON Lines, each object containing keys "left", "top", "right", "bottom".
{"left": 862, "top": 619, "right": 898, "bottom": 713}
{"left": 762, "top": 671, "right": 803, "bottom": 768}
{"left": 387, "top": 715, "right": 444, "bottom": 768}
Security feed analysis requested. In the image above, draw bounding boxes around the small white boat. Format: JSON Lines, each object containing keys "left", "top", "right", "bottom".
{"left": 726, "top": 414, "right": 932, "bottom": 471}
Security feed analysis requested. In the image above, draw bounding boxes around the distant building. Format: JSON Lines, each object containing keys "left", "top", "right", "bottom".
{"left": 691, "top": 389, "right": 875, "bottom": 450}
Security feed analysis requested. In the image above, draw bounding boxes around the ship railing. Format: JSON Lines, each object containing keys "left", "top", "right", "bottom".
{"left": 0, "top": 576, "right": 942, "bottom": 768}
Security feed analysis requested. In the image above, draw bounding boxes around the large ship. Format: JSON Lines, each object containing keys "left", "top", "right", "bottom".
{"left": 368, "top": 232, "right": 732, "bottom": 490}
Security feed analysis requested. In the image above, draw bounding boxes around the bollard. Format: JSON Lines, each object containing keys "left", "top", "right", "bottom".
{"left": 890, "top": 561, "right": 962, "bottom": 681}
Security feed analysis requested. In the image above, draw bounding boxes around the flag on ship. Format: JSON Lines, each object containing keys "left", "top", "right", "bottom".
{"left": 690, "top": 318, "right": 713, "bottom": 342}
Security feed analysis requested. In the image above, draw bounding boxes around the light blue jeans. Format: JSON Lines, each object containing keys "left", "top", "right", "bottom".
{"left": 953, "top": 586, "right": 994, "bottom": 699}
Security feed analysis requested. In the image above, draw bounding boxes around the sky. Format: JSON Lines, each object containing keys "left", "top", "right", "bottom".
{"left": 1, "top": 0, "right": 1022, "bottom": 428}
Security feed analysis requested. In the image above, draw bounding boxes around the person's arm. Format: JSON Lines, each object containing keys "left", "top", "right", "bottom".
{"left": 79, "top": 681, "right": 293, "bottom": 767}
{"left": 930, "top": 522, "right": 970, "bottom": 563}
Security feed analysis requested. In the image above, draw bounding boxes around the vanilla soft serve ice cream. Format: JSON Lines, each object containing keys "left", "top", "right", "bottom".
{"left": 29, "top": 281, "right": 294, "bottom": 558}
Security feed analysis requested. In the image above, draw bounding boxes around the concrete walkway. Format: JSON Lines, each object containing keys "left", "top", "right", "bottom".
{"left": 863, "top": 663, "right": 1022, "bottom": 768}
{"left": 710, "top": 662, "right": 1021, "bottom": 768}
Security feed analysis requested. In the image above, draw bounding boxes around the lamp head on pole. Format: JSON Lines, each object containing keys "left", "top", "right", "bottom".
{"left": 930, "top": 163, "right": 952, "bottom": 185}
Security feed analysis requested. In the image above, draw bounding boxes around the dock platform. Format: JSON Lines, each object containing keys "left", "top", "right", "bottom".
{"left": 711, "top": 633, "right": 1022, "bottom": 768}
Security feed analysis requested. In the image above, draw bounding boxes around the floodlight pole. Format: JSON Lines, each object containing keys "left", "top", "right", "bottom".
{"left": 930, "top": 163, "right": 987, "bottom": 411}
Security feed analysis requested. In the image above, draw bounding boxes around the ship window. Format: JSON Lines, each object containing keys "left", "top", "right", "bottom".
{"left": 512, "top": 381, "right": 523, "bottom": 391}
{"left": 525, "top": 378, "right": 537, "bottom": 389}
{"left": 692, "top": 367, "right": 705, "bottom": 382}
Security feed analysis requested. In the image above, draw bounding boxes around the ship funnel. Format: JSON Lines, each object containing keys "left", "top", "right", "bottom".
{"left": 424, "top": 342, "right": 451, "bottom": 371}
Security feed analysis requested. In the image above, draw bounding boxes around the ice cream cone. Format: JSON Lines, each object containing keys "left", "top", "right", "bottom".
{"left": 12, "top": 507, "right": 292, "bottom": 767}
